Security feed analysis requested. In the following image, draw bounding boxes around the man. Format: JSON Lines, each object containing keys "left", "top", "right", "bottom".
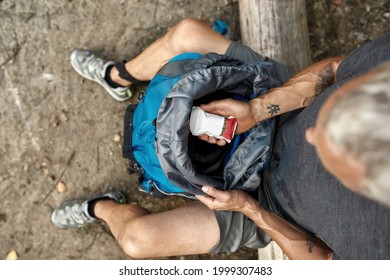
{"left": 51, "top": 18, "right": 390, "bottom": 259}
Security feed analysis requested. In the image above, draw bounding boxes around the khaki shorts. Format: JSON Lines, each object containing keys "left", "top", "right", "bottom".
{"left": 210, "top": 210, "right": 271, "bottom": 253}
{"left": 224, "top": 41, "right": 289, "bottom": 82}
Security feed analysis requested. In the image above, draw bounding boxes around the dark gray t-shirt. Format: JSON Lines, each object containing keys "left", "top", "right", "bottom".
{"left": 266, "top": 33, "right": 390, "bottom": 259}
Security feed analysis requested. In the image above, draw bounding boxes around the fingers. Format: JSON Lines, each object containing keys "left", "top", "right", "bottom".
{"left": 216, "top": 139, "right": 227, "bottom": 146}
{"left": 196, "top": 185, "right": 219, "bottom": 200}
{"left": 197, "top": 135, "right": 227, "bottom": 146}
{"left": 195, "top": 194, "right": 214, "bottom": 206}
{"left": 197, "top": 186, "right": 246, "bottom": 211}
{"left": 196, "top": 186, "right": 221, "bottom": 209}
{"left": 200, "top": 99, "right": 234, "bottom": 116}
{"left": 198, "top": 134, "right": 209, "bottom": 142}
{"left": 200, "top": 101, "right": 220, "bottom": 114}
{"left": 202, "top": 185, "right": 227, "bottom": 201}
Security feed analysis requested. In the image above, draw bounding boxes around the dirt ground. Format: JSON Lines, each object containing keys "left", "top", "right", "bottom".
{"left": 0, "top": 0, "right": 389, "bottom": 260}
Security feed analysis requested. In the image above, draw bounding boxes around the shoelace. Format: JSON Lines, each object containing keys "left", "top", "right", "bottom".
{"left": 86, "top": 56, "right": 103, "bottom": 76}
{"left": 66, "top": 203, "right": 90, "bottom": 225}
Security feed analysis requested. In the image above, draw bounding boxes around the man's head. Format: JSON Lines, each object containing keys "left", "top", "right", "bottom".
{"left": 306, "top": 61, "right": 390, "bottom": 208}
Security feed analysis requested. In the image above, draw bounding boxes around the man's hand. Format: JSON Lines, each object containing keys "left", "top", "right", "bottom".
{"left": 201, "top": 98, "right": 257, "bottom": 134}
{"left": 198, "top": 98, "right": 257, "bottom": 146}
{"left": 195, "top": 185, "right": 259, "bottom": 213}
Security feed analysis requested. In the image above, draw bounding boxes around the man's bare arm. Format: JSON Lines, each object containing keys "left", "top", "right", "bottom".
{"left": 249, "top": 57, "right": 343, "bottom": 123}
{"left": 197, "top": 186, "right": 333, "bottom": 260}
{"left": 242, "top": 198, "right": 333, "bottom": 260}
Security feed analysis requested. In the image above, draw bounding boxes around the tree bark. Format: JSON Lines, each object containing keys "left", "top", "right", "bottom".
{"left": 238, "top": 0, "right": 312, "bottom": 76}
{"left": 238, "top": 0, "right": 312, "bottom": 260}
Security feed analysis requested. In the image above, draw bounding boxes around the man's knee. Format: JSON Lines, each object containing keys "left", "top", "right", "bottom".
{"left": 167, "top": 18, "right": 206, "bottom": 53}
{"left": 175, "top": 18, "right": 205, "bottom": 33}
{"left": 120, "top": 239, "right": 147, "bottom": 259}
{"left": 117, "top": 218, "right": 156, "bottom": 259}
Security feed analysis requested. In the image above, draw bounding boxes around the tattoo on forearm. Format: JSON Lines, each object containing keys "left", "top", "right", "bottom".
{"left": 315, "top": 66, "right": 335, "bottom": 96}
{"left": 267, "top": 104, "right": 280, "bottom": 116}
{"left": 306, "top": 235, "right": 315, "bottom": 253}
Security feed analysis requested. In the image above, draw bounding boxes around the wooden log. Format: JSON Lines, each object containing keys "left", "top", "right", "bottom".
{"left": 238, "top": 0, "right": 312, "bottom": 260}
{"left": 238, "top": 0, "right": 312, "bottom": 76}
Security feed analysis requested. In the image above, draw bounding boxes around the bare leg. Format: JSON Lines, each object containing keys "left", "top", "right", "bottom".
{"left": 110, "top": 18, "right": 232, "bottom": 86}
{"left": 94, "top": 200, "right": 220, "bottom": 259}
{"left": 94, "top": 18, "right": 228, "bottom": 258}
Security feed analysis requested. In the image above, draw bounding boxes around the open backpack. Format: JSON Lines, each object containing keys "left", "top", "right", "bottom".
{"left": 122, "top": 52, "right": 284, "bottom": 198}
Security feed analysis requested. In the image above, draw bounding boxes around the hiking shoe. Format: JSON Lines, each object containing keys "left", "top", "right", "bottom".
{"left": 70, "top": 49, "right": 133, "bottom": 102}
{"left": 51, "top": 191, "right": 127, "bottom": 228}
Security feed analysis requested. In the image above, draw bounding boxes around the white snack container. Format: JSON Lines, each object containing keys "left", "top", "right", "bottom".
{"left": 189, "top": 106, "right": 237, "bottom": 143}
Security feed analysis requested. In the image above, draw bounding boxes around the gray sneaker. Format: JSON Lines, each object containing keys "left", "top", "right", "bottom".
{"left": 51, "top": 191, "right": 127, "bottom": 228}
{"left": 70, "top": 49, "right": 133, "bottom": 102}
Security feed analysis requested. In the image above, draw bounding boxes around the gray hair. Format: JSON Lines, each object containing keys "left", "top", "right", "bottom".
{"left": 324, "top": 61, "right": 390, "bottom": 208}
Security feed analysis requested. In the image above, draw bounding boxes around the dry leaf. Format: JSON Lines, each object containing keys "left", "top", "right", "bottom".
{"left": 113, "top": 134, "right": 121, "bottom": 142}
{"left": 6, "top": 250, "right": 18, "bottom": 260}
{"left": 56, "top": 181, "right": 67, "bottom": 193}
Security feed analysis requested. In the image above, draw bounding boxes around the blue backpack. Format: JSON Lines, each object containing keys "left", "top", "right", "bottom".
{"left": 122, "top": 52, "right": 283, "bottom": 198}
